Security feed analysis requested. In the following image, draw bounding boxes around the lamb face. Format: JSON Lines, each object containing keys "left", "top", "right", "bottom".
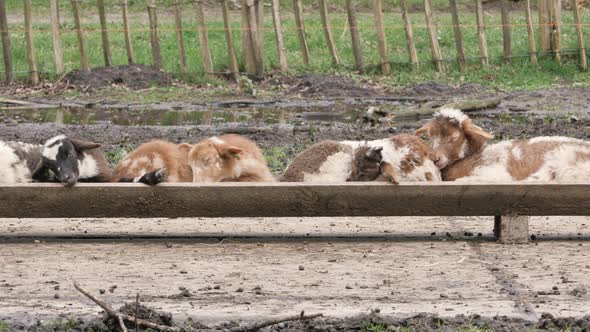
{"left": 42, "top": 135, "right": 103, "bottom": 186}
{"left": 349, "top": 146, "right": 383, "bottom": 182}
{"left": 415, "top": 108, "right": 493, "bottom": 169}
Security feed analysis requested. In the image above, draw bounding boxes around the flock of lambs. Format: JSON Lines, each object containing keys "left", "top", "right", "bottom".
{"left": 1, "top": 108, "right": 590, "bottom": 186}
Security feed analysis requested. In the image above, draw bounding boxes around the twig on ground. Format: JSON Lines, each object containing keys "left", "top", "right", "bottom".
{"left": 118, "top": 315, "right": 129, "bottom": 332}
{"left": 0, "top": 98, "right": 35, "bottom": 105}
{"left": 443, "top": 97, "right": 502, "bottom": 112}
{"left": 229, "top": 311, "right": 323, "bottom": 331}
{"left": 73, "top": 282, "right": 179, "bottom": 332}
{"left": 135, "top": 293, "right": 140, "bottom": 332}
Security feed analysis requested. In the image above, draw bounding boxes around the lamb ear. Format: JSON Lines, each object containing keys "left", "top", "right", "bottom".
{"left": 462, "top": 120, "right": 494, "bottom": 140}
{"left": 178, "top": 143, "right": 192, "bottom": 154}
{"left": 414, "top": 123, "right": 432, "bottom": 137}
{"left": 462, "top": 120, "right": 493, "bottom": 154}
{"left": 71, "top": 139, "right": 102, "bottom": 152}
{"left": 220, "top": 145, "right": 243, "bottom": 159}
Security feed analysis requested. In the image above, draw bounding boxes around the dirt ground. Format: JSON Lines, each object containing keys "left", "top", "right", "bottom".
{"left": 63, "top": 65, "right": 174, "bottom": 90}
{"left": 2, "top": 216, "right": 590, "bottom": 331}
{"left": 1, "top": 72, "right": 590, "bottom": 168}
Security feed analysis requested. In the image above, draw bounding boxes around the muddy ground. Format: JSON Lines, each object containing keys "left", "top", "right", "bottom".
{"left": 0, "top": 74, "right": 590, "bottom": 173}
{"left": 2, "top": 72, "right": 590, "bottom": 171}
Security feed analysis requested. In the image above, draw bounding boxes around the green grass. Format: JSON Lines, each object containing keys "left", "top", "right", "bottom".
{"left": 0, "top": 321, "right": 12, "bottom": 332}
{"left": 40, "top": 318, "right": 77, "bottom": 332}
{"left": 263, "top": 145, "right": 292, "bottom": 174}
{"left": 363, "top": 321, "right": 390, "bottom": 332}
{"left": 2, "top": 2, "right": 590, "bottom": 91}
{"left": 4, "top": 0, "right": 447, "bottom": 13}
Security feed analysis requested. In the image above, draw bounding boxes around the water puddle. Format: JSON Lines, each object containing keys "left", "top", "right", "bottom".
{"left": 0, "top": 105, "right": 405, "bottom": 127}
{"left": 0, "top": 101, "right": 537, "bottom": 128}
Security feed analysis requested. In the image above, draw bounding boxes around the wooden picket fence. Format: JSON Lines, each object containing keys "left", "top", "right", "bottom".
{"left": 0, "top": 0, "right": 587, "bottom": 84}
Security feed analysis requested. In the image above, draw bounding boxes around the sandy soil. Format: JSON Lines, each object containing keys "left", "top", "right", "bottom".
{"left": 1, "top": 216, "right": 590, "bottom": 331}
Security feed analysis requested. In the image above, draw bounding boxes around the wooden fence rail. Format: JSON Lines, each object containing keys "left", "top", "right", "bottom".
{"left": 0, "top": 0, "right": 587, "bottom": 83}
{"left": 1, "top": 182, "right": 589, "bottom": 244}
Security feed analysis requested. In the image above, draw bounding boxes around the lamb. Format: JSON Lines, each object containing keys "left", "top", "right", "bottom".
{"left": 415, "top": 108, "right": 590, "bottom": 182}
{"left": 348, "top": 145, "right": 398, "bottom": 184}
{"left": 187, "top": 134, "right": 275, "bottom": 182}
{"left": 0, "top": 135, "right": 110, "bottom": 186}
{"left": 281, "top": 134, "right": 441, "bottom": 183}
{"left": 112, "top": 140, "right": 192, "bottom": 185}
{"left": 113, "top": 135, "right": 275, "bottom": 184}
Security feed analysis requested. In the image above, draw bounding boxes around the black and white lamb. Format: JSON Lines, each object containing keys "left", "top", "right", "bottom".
{"left": 0, "top": 135, "right": 111, "bottom": 186}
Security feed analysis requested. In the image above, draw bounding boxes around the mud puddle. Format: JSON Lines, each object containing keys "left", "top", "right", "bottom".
{"left": 0, "top": 98, "right": 434, "bottom": 127}
{"left": 0, "top": 106, "right": 355, "bottom": 127}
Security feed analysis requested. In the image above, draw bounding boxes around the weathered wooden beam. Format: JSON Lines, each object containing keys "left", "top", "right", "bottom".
{"left": 0, "top": 183, "right": 589, "bottom": 219}
{"left": 494, "top": 215, "right": 529, "bottom": 244}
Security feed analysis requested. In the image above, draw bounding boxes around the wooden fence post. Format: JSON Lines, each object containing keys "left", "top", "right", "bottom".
{"left": 71, "top": 0, "right": 90, "bottom": 71}
{"left": 501, "top": 0, "right": 511, "bottom": 63}
{"left": 49, "top": 0, "right": 64, "bottom": 75}
{"left": 172, "top": 0, "right": 187, "bottom": 73}
{"left": 147, "top": 1, "right": 162, "bottom": 70}
{"left": 121, "top": 0, "right": 135, "bottom": 64}
{"left": 194, "top": 0, "right": 215, "bottom": 77}
{"left": 255, "top": 0, "right": 264, "bottom": 70}
{"left": 548, "top": 0, "right": 561, "bottom": 63}
{"left": 221, "top": 0, "right": 241, "bottom": 80}
{"left": 572, "top": 0, "right": 587, "bottom": 70}
{"left": 449, "top": 0, "right": 465, "bottom": 71}
{"left": 424, "top": 0, "right": 444, "bottom": 72}
{"left": 346, "top": 0, "right": 364, "bottom": 71}
{"left": 0, "top": 0, "right": 12, "bottom": 83}
{"left": 270, "top": 0, "right": 288, "bottom": 71}
{"left": 538, "top": 0, "right": 550, "bottom": 52}
{"left": 24, "top": 0, "right": 39, "bottom": 84}
{"left": 246, "top": 0, "right": 263, "bottom": 76}
{"left": 242, "top": 0, "right": 256, "bottom": 74}
{"left": 97, "top": 0, "right": 112, "bottom": 66}
{"left": 400, "top": 0, "right": 418, "bottom": 69}
{"left": 525, "top": 0, "right": 537, "bottom": 65}
{"left": 319, "top": 0, "right": 340, "bottom": 65}
{"left": 0, "top": 0, "right": 14, "bottom": 83}
{"left": 475, "top": 0, "right": 489, "bottom": 66}
{"left": 373, "top": 0, "right": 390, "bottom": 75}
{"left": 292, "top": 0, "right": 310, "bottom": 65}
